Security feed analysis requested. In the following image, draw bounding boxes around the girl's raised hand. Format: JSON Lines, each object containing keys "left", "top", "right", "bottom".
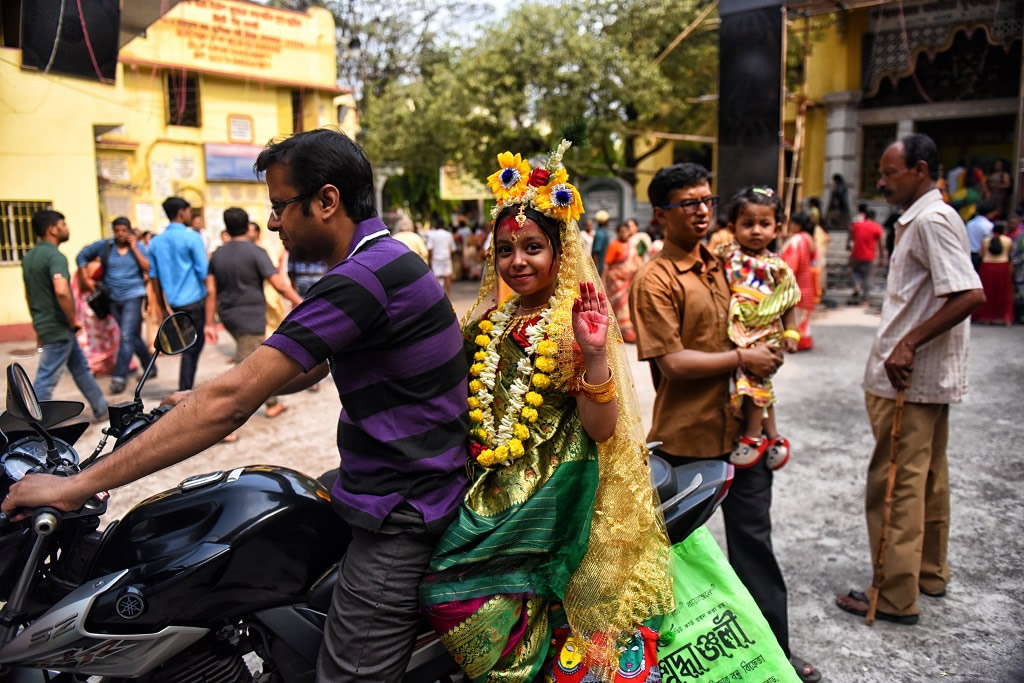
{"left": 572, "top": 282, "right": 609, "bottom": 357}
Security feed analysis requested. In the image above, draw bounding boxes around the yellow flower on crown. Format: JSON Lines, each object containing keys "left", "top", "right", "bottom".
{"left": 521, "top": 406, "right": 539, "bottom": 422}
{"left": 533, "top": 167, "right": 584, "bottom": 223}
{"left": 495, "top": 444, "right": 510, "bottom": 461}
{"left": 513, "top": 423, "right": 530, "bottom": 440}
{"left": 532, "top": 373, "right": 551, "bottom": 389}
{"left": 525, "top": 391, "right": 544, "bottom": 407}
{"left": 508, "top": 439, "right": 525, "bottom": 458}
{"left": 477, "top": 449, "right": 497, "bottom": 467}
{"left": 535, "top": 356, "right": 556, "bottom": 373}
{"left": 487, "top": 152, "right": 531, "bottom": 202}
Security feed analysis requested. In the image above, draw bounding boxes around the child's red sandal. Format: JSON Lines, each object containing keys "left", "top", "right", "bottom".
{"left": 729, "top": 435, "right": 767, "bottom": 468}
{"left": 765, "top": 436, "right": 791, "bottom": 470}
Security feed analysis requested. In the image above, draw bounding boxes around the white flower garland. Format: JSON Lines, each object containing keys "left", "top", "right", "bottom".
{"left": 469, "top": 295, "right": 558, "bottom": 466}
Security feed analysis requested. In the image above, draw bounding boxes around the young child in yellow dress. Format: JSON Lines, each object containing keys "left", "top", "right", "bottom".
{"left": 717, "top": 187, "right": 802, "bottom": 469}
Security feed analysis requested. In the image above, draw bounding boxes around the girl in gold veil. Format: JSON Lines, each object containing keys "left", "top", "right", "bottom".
{"left": 419, "top": 140, "right": 673, "bottom": 682}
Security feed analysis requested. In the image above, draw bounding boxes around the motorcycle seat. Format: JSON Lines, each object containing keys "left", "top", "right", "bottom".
{"left": 307, "top": 565, "right": 338, "bottom": 613}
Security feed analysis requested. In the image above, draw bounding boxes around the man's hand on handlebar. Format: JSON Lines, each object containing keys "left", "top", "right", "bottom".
{"left": 2, "top": 473, "right": 90, "bottom": 521}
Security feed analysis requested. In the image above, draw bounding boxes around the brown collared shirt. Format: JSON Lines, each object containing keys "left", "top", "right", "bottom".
{"left": 629, "top": 240, "right": 740, "bottom": 458}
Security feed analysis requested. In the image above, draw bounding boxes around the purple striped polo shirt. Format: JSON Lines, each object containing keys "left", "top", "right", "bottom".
{"left": 265, "top": 216, "right": 469, "bottom": 531}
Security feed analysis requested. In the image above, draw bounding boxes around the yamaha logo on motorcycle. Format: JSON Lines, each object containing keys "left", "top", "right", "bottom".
{"left": 115, "top": 588, "right": 146, "bottom": 621}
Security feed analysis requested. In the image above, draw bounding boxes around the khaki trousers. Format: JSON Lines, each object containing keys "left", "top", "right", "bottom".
{"left": 864, "top": 392, "right": 950, "bottom": 616}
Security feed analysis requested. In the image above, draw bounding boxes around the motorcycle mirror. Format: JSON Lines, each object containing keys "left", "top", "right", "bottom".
{"left": 156, "top": 312, "right": 198, "bottom": 356}
{"left": 132, "top": 312, "right": 198, "bottom": 402}
{"left": 6, "top": 363, "right": 43, "bottom": 424}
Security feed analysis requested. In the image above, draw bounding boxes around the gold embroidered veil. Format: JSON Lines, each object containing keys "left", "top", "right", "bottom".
{"left": 461, "top": 139, "right": 674, "bottom": 679}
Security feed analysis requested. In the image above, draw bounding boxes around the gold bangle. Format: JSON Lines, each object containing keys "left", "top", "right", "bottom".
{"left": 580, "top": 366, "right": 616, "bottom": 403}
{"left": 782, "top": 329, "right": 801, "bottom": 342}
{"left": 585, "top": 385, "right": 617, "bottom": 403}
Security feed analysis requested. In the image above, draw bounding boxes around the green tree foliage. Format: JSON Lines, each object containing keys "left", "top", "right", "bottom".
{"left": 361, "top": 0, "right": 721, "bottom": 213}
{"left": 266, "top": 0, "right": 489, "bottom": 110}
{"left": 270, "top": 0, "right": 828, "bottom": 216}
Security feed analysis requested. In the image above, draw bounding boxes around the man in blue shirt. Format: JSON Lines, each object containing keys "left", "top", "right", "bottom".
{"left": 965, "top": 200, "right": 997, "bottom": 272}
{"left": 77, "top": 217, "right": 153, "bottom": 394}
{"left": 148, "top": 197, "right": 208, "bottom": 390}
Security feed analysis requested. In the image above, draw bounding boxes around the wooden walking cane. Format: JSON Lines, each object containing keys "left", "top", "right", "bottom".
{"left": 866, "top": 389, "right": 906, "bottom": 625}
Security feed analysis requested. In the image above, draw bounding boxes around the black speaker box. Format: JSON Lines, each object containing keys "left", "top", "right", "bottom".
{"left": 21, "top": 0, "right": 120, "bottom": 83}
{"left": 717, "top": 0, "right": 783, "bottom": 205}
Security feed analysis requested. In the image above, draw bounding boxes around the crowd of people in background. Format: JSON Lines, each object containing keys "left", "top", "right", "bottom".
{"left": 703, "top": 160, "right": 1023, "bottom": 329}
{"left": 20, "top": 196, "right": 323, "bottom": 429}
{"left": 385, "top": 154, "right": 1022, "bottom": 339}
{"left": 22, "top": 154, "right": 1023, "bottom": 451}
{"left": 15, "top": 122, "right": 1022, "bottom": 683}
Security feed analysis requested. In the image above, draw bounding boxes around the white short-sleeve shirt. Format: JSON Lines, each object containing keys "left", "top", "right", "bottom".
{"left": 426, "top": 229, "right": 455, "bottom": 263}
{"left": 863, "top": 188, "right": 982, "bottom": 404}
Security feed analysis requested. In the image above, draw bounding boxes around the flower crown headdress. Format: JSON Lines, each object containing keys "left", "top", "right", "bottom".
{"left": 486, "top": 139, "right": 584, "bottom": 228}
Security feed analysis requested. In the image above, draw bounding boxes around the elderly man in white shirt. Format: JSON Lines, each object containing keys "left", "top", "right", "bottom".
{"left": 836, "top": 134, "right": 984, "bottom": 626}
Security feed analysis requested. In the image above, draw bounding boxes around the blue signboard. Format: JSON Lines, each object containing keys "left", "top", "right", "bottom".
{"left": 204, "top": 143, "right": 263, "bottom": 182}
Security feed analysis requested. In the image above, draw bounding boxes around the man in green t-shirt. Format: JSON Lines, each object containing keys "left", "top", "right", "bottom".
{"left": 21, "top": 210, "right": 107, "bottom": 420}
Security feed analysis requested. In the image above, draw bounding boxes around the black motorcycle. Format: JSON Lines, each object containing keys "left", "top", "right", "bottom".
{"left": 0, "top": 313, "right": 733, "bottom": 682}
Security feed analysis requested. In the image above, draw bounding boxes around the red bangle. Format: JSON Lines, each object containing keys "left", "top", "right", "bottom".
{"left": 735, "top": 349, "right": 744, "bottom": 370}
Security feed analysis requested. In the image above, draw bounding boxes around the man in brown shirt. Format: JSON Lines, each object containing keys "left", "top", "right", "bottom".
{"left": 630, "top": 163, "right": 819, "bottom": 682}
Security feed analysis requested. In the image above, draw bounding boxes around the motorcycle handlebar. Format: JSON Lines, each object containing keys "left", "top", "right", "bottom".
{"left": 32, "top": 508, "right": 60, "bottom": 536}
{"left": 0, "top": 507, "right": 61, "bottom": 534}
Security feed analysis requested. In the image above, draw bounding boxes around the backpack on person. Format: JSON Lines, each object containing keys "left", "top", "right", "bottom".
{"left": 85, "top": 240, "right": 114, "bottom": 319}
{"left": 85, "top": 239, "right": 144, "bottom": 318}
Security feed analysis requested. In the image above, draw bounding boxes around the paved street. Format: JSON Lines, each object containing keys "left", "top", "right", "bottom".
{"left": 2, "top": 279, "right": 1022, "bottom": 682}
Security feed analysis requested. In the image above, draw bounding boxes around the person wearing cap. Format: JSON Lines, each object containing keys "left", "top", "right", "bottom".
{"left": 591, "top": 209, "right": 611, "bottom": 275}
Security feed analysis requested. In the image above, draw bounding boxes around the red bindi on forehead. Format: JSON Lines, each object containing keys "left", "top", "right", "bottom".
{"left": 496, "top": 219, "right": 548, "bottom": 243}
{"left": 499, "top": 216, "right": 522, "bottom": 234}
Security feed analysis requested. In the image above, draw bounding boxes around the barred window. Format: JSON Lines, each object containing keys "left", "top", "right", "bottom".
{"left": 860, "top": 124, "right": 898, "bottom": 198}
{"left": 167, "top": 71, "right": 200, "bottom": 127}
{"left": 1, "top": 200, "right": 51, "bottom": 264}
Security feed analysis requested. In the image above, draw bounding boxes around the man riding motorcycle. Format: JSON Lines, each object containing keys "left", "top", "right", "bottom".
{"left": 2, "top": 129, "right": 470, "bottom": 683}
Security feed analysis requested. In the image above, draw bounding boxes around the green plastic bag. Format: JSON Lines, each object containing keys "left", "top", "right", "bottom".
{"left": 656, "top": 528, "right": 799, "bottom": 683}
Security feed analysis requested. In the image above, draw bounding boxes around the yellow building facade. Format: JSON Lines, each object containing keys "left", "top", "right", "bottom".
{"left": 794, "top": 0, "right": 1021, "bottom": 210}
{"left": 0, "top": 0, "right": 356, "bottom": 339}
{"left": 632, "top": 0, "right": 1021, "bottom": 221}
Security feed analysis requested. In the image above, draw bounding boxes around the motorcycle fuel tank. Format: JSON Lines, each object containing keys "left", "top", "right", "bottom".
{"left": 87, "top": 466, "right": 350, "bottom": 634}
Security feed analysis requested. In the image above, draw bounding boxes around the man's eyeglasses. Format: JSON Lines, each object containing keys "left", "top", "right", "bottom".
{"left": 661, "top": 195, "right": 718, "bottom": 214}
{"left": 270, "top": 192, "right": 313, "bottom": 220}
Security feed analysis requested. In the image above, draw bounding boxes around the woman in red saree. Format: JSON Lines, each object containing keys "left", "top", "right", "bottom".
{"left": 780, "top": 212, "right": 818, "bottom": 351}
{"left": 72, "top": 259, "right": 124, "bottom": 376}
{"left": 602, "top": 224, "right": 640, "bottom": 342}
